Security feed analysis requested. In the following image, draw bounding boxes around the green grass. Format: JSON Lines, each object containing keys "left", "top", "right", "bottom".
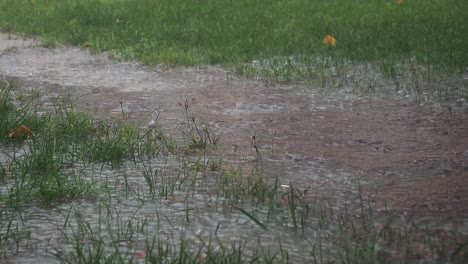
{"left": 0, "top": 0, "right": 466, "bottom": 80}
{"left": 0, "top": 78, "right": 170, "bottom": 207}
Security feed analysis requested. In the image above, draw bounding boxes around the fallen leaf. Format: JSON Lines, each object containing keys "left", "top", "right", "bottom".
{"left": 9, "top": 125, "right": 33, "bottom": 138}
{"left": 198, "top": 251, "right": 207, "bottom": 263}
{"left": 323, "top": 35, "right": 336, "bottom": 46}
{"left": 132, "top": 252, "right": 146, "bottom": 259}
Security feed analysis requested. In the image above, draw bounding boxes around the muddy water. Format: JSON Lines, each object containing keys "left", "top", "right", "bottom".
{"left": 1, "top": 33, "right": 468, "bottom": 262}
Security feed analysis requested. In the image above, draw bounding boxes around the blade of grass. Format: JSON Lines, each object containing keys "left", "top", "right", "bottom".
{"left": 231, "top": 204, "right": 268, "bottom": 230}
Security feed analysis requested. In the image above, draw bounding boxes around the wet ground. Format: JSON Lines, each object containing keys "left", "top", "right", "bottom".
{"left": 1, "top": 32, "right": 468, "bottom": 262}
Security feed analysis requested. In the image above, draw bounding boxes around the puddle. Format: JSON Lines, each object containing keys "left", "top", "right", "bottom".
{"left": 1, "top": 32, "right": 468, "bottom": 262}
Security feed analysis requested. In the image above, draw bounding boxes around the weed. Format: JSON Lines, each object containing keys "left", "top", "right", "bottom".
{"left": 182, "top": 99, "right": 220, "bottom": 150}
{"left": 141, "top": 161, "right": 158, "bottom": 199}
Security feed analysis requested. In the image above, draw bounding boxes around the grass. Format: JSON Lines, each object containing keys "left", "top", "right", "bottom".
{"left": 0, "top": 78, "right": 170, "bottom": 207}
{"left": 0, "top": 58, "right": 468, "bottom": 264}
{"left": 0, "top": 0, "right": 466, "bottom": 83}
{"left": 182, "top": 99, "right": 220, "bottom": 151}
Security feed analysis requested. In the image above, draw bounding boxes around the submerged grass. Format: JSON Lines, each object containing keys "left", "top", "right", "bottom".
{"left": 0, "top": 0, "right": 466, "bottom": 80}
{"left": 0, "top": 77, "right": 169, "bottom": 207}
{"left": 1, "top": 79, "right": 467, "bottom": 262}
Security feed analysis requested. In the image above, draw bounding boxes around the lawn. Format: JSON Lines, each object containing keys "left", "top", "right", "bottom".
{"left": 0, "top": 0, "right": 466, "bottom": 80}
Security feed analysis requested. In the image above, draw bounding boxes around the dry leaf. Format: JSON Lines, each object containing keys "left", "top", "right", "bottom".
{"left": 9, "top": 125, "right": 33, "bottom": 138}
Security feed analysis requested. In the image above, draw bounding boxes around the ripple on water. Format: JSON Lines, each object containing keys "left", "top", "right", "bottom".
{"left": 1, "top": 34, "right": 467, "bottom": 262}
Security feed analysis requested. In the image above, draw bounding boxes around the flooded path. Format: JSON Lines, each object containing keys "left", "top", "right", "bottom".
{"left": 1, "top": 32, "right": 468, "bottom": 262}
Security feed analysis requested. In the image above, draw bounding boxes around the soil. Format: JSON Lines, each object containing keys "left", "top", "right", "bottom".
{"left": 1, "top": 32, "right": 467, "bottom": 222}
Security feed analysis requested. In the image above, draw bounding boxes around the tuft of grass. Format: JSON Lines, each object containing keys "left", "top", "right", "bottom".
{"left": 0, "top": 77, "right": 168, "bottom": 206}
{"left": 182, "top": 99, "right": 220, "bottom": 151}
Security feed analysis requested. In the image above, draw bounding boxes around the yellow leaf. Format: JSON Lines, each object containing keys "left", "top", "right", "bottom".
{"left": 323, "top": 35, "right": 336, "bottom": 47}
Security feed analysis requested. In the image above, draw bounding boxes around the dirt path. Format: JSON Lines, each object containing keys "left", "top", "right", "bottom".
{"left": 1, "top": 32, "right": 467, "bottom": 222}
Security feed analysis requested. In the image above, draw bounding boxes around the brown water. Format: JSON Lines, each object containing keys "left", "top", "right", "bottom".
{"left": 1, "top": 32, "right": 468, "bottom": 263}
